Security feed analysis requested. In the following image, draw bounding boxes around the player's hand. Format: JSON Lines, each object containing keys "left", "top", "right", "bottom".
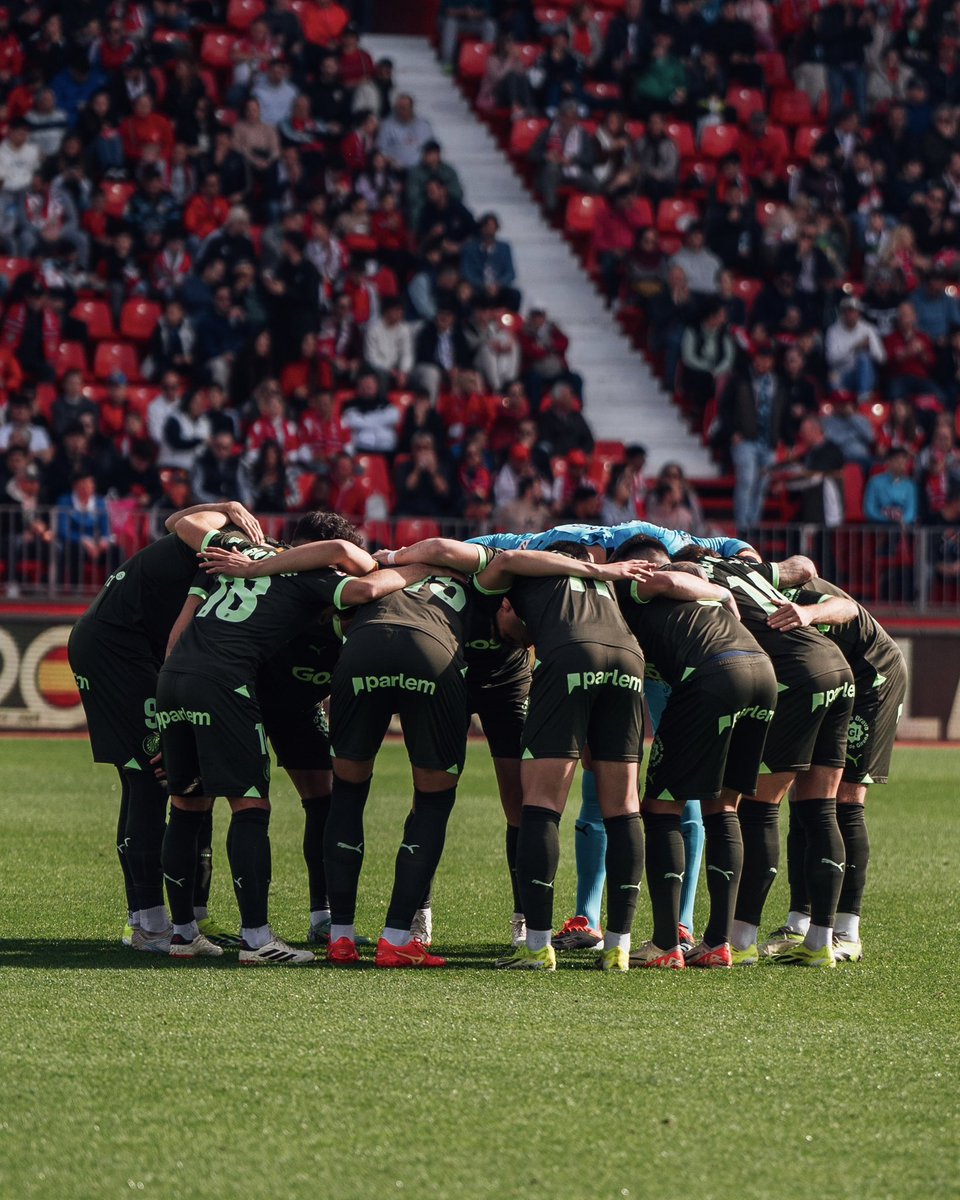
{"left": 593, "top": 561, "right": 656, "bottom": 582}
{"left": 222, "top": 502, "right": 264, "bottom": 545}
{"left": 766, "top": 599, "right": 813, "bottom": 631}
{"left": 199, "top": 546, "right": 258, "bottom": 577}
{"left": 150, "top": 752, "right": 167, "bottom": 783}
{"left": 373, "top": 547, "right": 404, "bottom": 564}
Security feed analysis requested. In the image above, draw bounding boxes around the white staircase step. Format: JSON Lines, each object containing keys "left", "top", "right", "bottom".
{"left": 366, "top": 35, "right": 716, "bottom": 474}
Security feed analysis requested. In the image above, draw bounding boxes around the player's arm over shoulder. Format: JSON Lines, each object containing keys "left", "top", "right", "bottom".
{"left": 335, "top": 562, "right": 434, "bottom": 608}
{"left": 374, "top": 537, "right": 490, "bottom": 574}
{"left": 633, "top": 564, "right": 734, "bottom": 605}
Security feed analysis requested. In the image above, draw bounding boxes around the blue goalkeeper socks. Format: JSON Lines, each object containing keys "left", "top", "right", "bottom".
{"left": 574, "top": 768, "right": 606, "bottom": 931}
{"left": 679, "top": 799, "right": 704, "bottom": 935}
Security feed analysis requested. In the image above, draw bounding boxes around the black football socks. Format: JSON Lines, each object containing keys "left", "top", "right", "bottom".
{"left": 603, "top": 812, "right": 644, "bottom": 936}
{"left": 643, "top": 810, "right": 684, "bottom": 949}
{"left": 385, "top": 789, "right": 456, "bottom": 932}
{"left": 702, "top": 811, "right": 743, "bottom": 947}
{"left": 324, "top": 776, "right": 371, "bottom": 925}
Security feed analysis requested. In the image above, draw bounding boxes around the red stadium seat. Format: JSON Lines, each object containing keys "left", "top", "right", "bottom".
{"left": 0, "top": 256, "right": 31, "bottom": 284}
{"left": 200, "top": 31, "right": 236, "bottom": 69}
{"left": 793, "top": 125, "right": 826, "bottom": 161}
{"left": 732, "top": 276, "right": 763, "bottom": 314}
{"left": 656, "top": 197, "right": 699, "bottom": 235}
{"left": 93, "top": 341, "right": 142, "bottom": 382}
{"left": 71, "top": 299, "right": 115, "bottom": 341}
{"left": 395, "top": 518, "right": 441, "bottom": 545}
{"left": 664, "top": 120, "right": 695, "bottom": 159}
{"left": 628, "top": 195, "right": 653, "bottom": 227}
{"left": 755, "top": 200, "right": 785, "bottom": 227}
{"left": 227, "top": 0, "right": 265, "bottom": 29}
{"left": 126, "top": 385, "right": 155, "bottom": 416}
{"left": 565, "top": 192, "right": 606, "bottom": 234}
{"left": 770, "top": 88, "right": 814, "bottom": 127}
{"left": 509, "top": 116, "right": 548, "bottom": 156}
{"left": 584, "top": 80, "right": 622, "bottom": 105}
{"left": 842, "top": 462, "right": 865, "bottom": 522}
{"left": 120, "top": 299, "right": 162, "bottom": 342}
{"left": 700, "top": 123, "right": 740, "bottom": 159}
{"left": 458, "top": 39, "right": 491, "bottom": 80}
{"left": 101, "top": 181, "right": 135, "bottom": 218}
{"left": 594, "top": 439, "right": 626, "bottom": 462}
{"left": 533, "top": 6, "right": 567, "bottom": 27}
{"left": 726, "top": 87, "right": 765, "bottom": 125}
{"left": 355, "top": 454, "right": 391, "bottom": 496}
{"left": 758, "top": 52, "right": 789, "bottom": 90}
{"left": 515, "top": 43, "right": 542, "bottom": 69}
{"left": 54, "top": 341, "right": 88, "bottom": 379}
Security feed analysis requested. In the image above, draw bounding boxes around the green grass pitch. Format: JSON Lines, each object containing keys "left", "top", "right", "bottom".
{"left": 1, "top": 738, "right": 958, "bottom": 1200}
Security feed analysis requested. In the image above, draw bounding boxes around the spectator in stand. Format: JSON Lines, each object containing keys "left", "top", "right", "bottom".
{"left": 679, "top": 300, "right": 734, "bottom": 419}
{"left": 0, "top": 121, "right": 41, "bottom": 199}
{"left": 245, "top": 379, "right": 303, "bottom": 465}
{"left": 364, "top": 296, "right": 413, "bottom": 389}
{"left": 233, "top": 96, "right": 281, "bottom": 186}
{"left": 143, "top": 299, "right": 194, "bottom": 381}
{"left": 405, "top": 139, "right": 463, "bottom": 229}
{"left": 51, "top": 368, "right": 97, "bottom": 439}
{"left": 160, "top": 388, "right": 211, "bottom": 471}
{"left": 780, "top": 343, "right": 821, "bottom": 444}
{"left": 591, "top": 110, "right": 636, "bottom": 194}
{"left": 600, "top": 0, "right": 653, "bottom": 89}
{"left": 56, "top": 468, "right": 120, "bottom": 583}
{"left": 25, "top": 89, "right": 68, "bottom": 160}
{"left": 0, "top": 392, "right": 52, "bottom": 460}
{"left": 412, "top": 304, "right": 474, "bottom": 401}
{"left": 817, "top": 0, "right": 871, "bottom": 119}
{"left": 708, "top": 0, "right": 760, "bottom": 88}
{"left": 775, "top": 415, "right": 846, "bottom": 542}
{"left": 592, "top": 187, "right": 642, "bottom": 302}
{"left": 625, "top": 225, "right": 667, "bottom": 304}
{"left": 395, "top": 431, "right": 456, "bottom": 517}
{"left": 6, "top": 460, "right": 54, "bottom": 575}
{"left": 537, "top": 381, "right": 594, "bottom": 457}
{"left": 301, "top": 0, "right": 349, "bottom": 49}
{"left": 519, "top": 305, "right": 577, "bottom": 407}
{"left": 823, "top": 390, "right": 876, "bottom": 471}
{"left": 461, "top": 213, "right": 521, "bottom": 312}
{"left": 377, "top": 93, "right": 434, "bottom": 171}
{"left": 825, "top": 296, "right": 887, "bottom": 400}
{"left": 862, "top": 267, "right": 905, "bottom": 338}
{"left": 263, "top": 229, "right": 323, "bottom": 361}
{"left": 530, "top": 30, "right": 586, "bottom": 115}
{"left": 340, "top": 369, "right": 401, "bottom": 454}
{"left": 885, "top": 301, "right": 943, "bottom": 405}
{"left": 646, "top": 462, "right": 705, "bottom": 533}
{"left": 494, "top": 472, "right": 551, "bottom": 532}
{"left": 318, "top": 292, "right": 364, "bottom": 385}
{"left": 192, "top": 429, "right": 244, "bottom": 504}
{"left": 668, "top": 223, "right": 721, "bottom": 302}
{"left": 488, "top": 378, "right": 532, "bottom": 455}
{"left": 649, "top": 264, "right": 694, "bottom": 386}
{"left": 634, "top": 111, "right": 678, "bottom": 204}
{"left": 723, "top": 341, "right": 785, "bottom": 533}
{"left": 194, "top": 283, "right": 248, "bottom": 388}
{"left": 559, "top": 481, "right": 603, "bottom": 522}
{"left": 2, "top": 278, "right": 60, "bottom": 380}
{"left": 910, "top": 268, "right": 960, "bottom": 348}
{"left": 532, "top": 99, "right": 596, "bottom": 214}
{"left": 877, "top": 396, "right": 924, "bottom": 461}
{"left": 631, "top": 31, "right": 687, "bottom": 117}
{"left": 397, "top": 387, "right": 447, "bottom": 455}
{"left": 864, "top": 446, "right": 918, "bottom": 525}
{"left": 243, "top": 439, "right": 291, "bottom": 512}
{"left": 300, "top": 389, "right": 349, "bottom": 467}
{"left": 252, "top": 57, "right": 299, "bottom": 127}
{"left": 439, "top": 0, "right": 495, "bottom": 68}
{"left": 474, "top": 305, "right": 521, "bottom": 391}
{"left": 111, "top": 438, "right": 164, "bottom": 511}
{"left": 601, "top": 463, "right": 636, "bottom": 525}
{"left": 416, "top": 177, "right": 476, "bottom": 259}
{"left": 740, "top": 111, "right": 787, "bottom": 180}
{"left": 184, "top": 171, "right": 230, "bottom": 250}
{"left": 477, "top": 34, "right": 534, "bottom": 117}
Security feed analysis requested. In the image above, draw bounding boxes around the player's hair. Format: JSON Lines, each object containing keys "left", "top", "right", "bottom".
{"left": 660, "top": 561, "right": 707, "bottom": 579}
{"left": 545, "top": 539, "right": 592, "bottom": 561}
{"left": 610, "top": 534, "right": 669, "bottom": 563}
{"left": 671, "top": 544, "right": 709, "bottom": 564}
{"left": 290, "top": 510, "right": 365, "bottom": 547}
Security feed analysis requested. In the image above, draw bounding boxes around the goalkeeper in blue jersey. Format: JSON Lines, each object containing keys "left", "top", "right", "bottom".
{"left": 465, "top": 520, "right": 754, "bottom": 950}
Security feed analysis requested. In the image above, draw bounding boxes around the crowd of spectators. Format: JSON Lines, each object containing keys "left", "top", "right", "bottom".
{"left": 454, "top": 0, "right": 960, "bottom": 563}
{"left": 0, "top": 0, "right": 651, "bottom": 590}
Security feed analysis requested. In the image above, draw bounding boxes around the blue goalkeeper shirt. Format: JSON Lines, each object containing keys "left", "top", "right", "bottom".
{"left": 467, "top": 520, "right": 751, "bottom": 558}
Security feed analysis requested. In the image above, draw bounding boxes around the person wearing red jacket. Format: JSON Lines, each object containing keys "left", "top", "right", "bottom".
{"left": 591, "top": 189, "right": 648, "bottom": 301}
{"left": 244, "top": 382, "right": 306, "bottom": 464}
{"left": 884, "top": 300, "right": 944, "bottom": 404}
{"left": 1, "top": 280, "right": 61, "bottom": 381}
{"left": 120, "top": 95, "right": 174, "bottom": 163}
{"left": 184, "top": 173, "right": 230, "bottom": 246}
{"left": 0, "top": 7, "right": 24, "bottom": 84}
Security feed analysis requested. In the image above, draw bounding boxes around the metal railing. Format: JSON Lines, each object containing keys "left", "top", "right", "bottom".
{"left": 0, "top": 505, "right": 957, "bottom": 612}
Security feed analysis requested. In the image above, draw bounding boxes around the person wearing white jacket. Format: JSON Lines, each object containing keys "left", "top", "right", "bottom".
{"left": 0, "top": 123, "right": 41, "bottom": 197}
{"left": 825, "top": 296, "right": 887, "bottom": 399}
{"left": 363, "top": 297, "right": 414, "bottom": 389}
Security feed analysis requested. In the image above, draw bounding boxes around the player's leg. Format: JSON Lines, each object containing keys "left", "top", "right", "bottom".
{"left": 493, "top": 757, "right": 525, "bottom": 945}
{"left": 114, "top": 769, "right": 140, "bottom": 943}
{"left": 377, "top": 649, "right": 467, "bottom": 968}
{"left": 497, "top": 757, "right": 578, "bottom": 970}
{"left": 679, "top": 800, "right": 704, "bottom": 945}
{"left": 593, "top": 758, "right": 643, "bottom": 972}
{"left": 733, "top": 771, "right": 794, "bottom": 961}
{"left": 122, "top": 766, "right": 172, "bottom": 939}
{"left": 286, "top": 766, "right": 336, "bottom": 941}
{"left": 834, "top": 782, "right": 868, "bottom": 960}
{"left": 769, "top": 672, "right": 855, "bottom": 966}
{"left": 693, "top": 789, "right": 742, "bottom": 966}
{"left": 162, "top": 794, "right": 221, "bottom": 957}
{"left": 557, "top": 766, "right": 605, "bottom": 947}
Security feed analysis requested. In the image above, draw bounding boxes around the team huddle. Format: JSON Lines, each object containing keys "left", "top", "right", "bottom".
{"left": 68, "top": 501, "right": 907, "bottom": 971}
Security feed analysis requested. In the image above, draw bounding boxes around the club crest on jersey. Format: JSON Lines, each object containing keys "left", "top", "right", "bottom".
{"left": 142, "top": 733, "right": 160, "bottom": 756}
{"left": 566, "top": 670, "right": 643, "bottom": 694}
{"left": 352, "top": 674, "right": 437, "bottom": 695}
{"left": 648, "top": 736, "right": 664, "bottom": 768}
{"left": 847, "top": 715, "right": 870, "bottom": 748}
